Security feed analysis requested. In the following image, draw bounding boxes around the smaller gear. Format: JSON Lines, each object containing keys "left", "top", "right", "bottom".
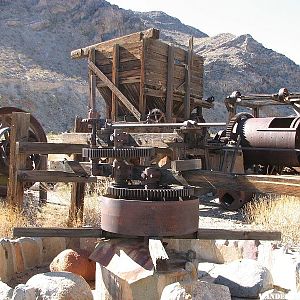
{"left": 82, "top": 146, "right": 155, "bottom": 159}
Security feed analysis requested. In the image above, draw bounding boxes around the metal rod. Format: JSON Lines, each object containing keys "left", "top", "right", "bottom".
{"left": 110, "top": 122, "right": 226, "bottom": 129}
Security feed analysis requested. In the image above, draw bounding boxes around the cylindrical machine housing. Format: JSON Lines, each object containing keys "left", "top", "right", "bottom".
{"left": 239, "top": 116, "right": 300, "bottom": 166}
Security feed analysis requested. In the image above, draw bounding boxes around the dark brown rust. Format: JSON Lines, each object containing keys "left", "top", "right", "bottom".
{"left": 100, "top": 196, "right": 199, "bottom": 236}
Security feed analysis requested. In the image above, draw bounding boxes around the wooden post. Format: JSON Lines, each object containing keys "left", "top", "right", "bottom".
{"left": 7, "top": 112, "right": 30, "bottom": 209}
{"left": 139, "top": 38, "right": 146, "bottom": 120}
{"left": 89, "top": 48, "right": 97, "bottom": 118}
{"left": 166, "top": 45, "right": 174, "bottom": 122}
{"left": 184, "top": 37, "right": 193, "bottom": 120}
{"left": 111, "top": 44, "right": 120, "bottom": 121}
{"left": 39, "top": 155, "right": 48, "bottom": 204}
{"left": 68, "top": 117, "right": 86, "bottom": 226}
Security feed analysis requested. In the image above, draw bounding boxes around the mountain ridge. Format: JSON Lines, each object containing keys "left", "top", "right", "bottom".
{"left": 0, "top": 0, "right": 299, "bottom": 131}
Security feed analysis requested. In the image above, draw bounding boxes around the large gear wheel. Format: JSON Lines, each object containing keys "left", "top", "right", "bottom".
{"left": 226, "top": 112, "right": 254, "bottom": 141}
{"left": 106, "top": 184, "right": 194, "bottom": 201}
{"left": 82, "top": 146, "right": 155, "bottom": 159}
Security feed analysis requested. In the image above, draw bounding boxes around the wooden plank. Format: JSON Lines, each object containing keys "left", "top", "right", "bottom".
{"left": 182, "top": 170, "right": 300, "bottom": 197}
{"left": 184, "top": 38, "right": 193, "bottom": 119}
{"left": 13, "top": 227, "right": 281, "bottom": 241}
{"left": 89, "top": 60, "right": 141, "bottom": 120}
{"left": 171, "top": 159, "right": 202, "bottom": 171}
{"left": 197, "top": 229, "right": 281, "bottom": 240}
{"left": 17, "top": 142, "right": 87, "bottom": 154}
{"left": 89, "top": 49, "right": 97, "bottom": 116}
{"left": 166, "top": 45, "right": 174, "bottom": 121}
{"left": 111, "top": 44, "right": 119, "bottom": 121}
{"left": 7, "top": 112, "right": 30, "bottom": 208}
{"left": 13, "top": 227, "right": 103, "bottom": 238}
{"left": 71, "top": 28, "right": 159, "bottom": 59}
{"left": 18, "top": 170, "right": 97, "bottom": 183}
{"left": 148, "top": 238, "right": 169, "bottom": 271}
{"left": 139, "top": 39, "right": 146, "bottom": 118}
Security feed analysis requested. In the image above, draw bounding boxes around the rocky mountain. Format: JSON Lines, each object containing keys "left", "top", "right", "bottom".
{"left": 0, "top": 0, "right": 299, "bottom": 131}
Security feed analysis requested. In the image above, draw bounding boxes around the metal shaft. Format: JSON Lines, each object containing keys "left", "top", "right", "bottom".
{"left": 110, "top": 122, "right": 226, "bottom": 129}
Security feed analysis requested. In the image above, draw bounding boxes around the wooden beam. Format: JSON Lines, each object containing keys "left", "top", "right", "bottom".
{"left": 184, "top": 37, "right": 193, "bottom": 120}
{"left": 71, "top": 28, "right": 160, "bottom": 59}
{"left": 171, "top": 159, "right": 202, "bottom": 171}
{"left": 7, "top": 112, "right": 30, "bottom": 208}
{"left": 182, "top": 170, "right": 300, "bottom": 197}
{"left": 139, "top": 38, "right": 146, "bottom": 119}
{"left": 13, "top": 227, "right": 103, "bottom": 238}
{"left": 13, "top": 227, "right": 281, "bottom": 241}
{"left": 166, "top": 45, "right": 174, "bottom": 122}
{"left": 111, "top": 44, "right": 119, "bottom": 121}
{"left": 17, "top": 170, "right": 97, "bottom": 183}
{"left": 88, "top": 48, "right": 97, "bottom": 117}
{"left": 88, "top": 60, "right": 141, "bottom": 120}
{"left": 197, "top": 228, "right": 281, "bottom": 240}
{"left": 17, "top": 142, "right": 87, "bottom": 154}
{"left": 68, "top": 117, "right": 87, "bottom": 226}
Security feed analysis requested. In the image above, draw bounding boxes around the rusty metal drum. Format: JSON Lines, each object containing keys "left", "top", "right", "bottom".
{"left": 100, "top": 196, "right": 199, "bottom": 236}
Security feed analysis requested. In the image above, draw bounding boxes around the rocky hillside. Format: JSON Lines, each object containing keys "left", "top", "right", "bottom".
{"left": 0, "top": 0, "right": 299, "bottom": 131}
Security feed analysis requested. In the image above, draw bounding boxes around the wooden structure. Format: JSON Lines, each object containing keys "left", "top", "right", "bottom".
{"left": 71, "top": 28, "right": 211, "bottom": 122}
{"left": 7, "top": 112, "right": 95, "bottom": 222}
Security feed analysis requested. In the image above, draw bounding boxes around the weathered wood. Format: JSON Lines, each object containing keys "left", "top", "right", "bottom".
{"left": 182, "top": 170, "right": 300, "bottom": 197}
{"left": 69, "top": 117, "right": 87, "bottom": 226}
{"left": 166, "top": 45, "right": 174, "bottom": 121}
{"left": 171, "top": 159, "right": 202, "bottom": 171}
{"left": 13, "top": 227, "right": 281, "bottom": 241}
{"left": 148, "top": 237, "right": 169, "bottom": 271}
{"left": 89, "top": 48, "right": 97, "bottom": 115}
{"left": 184, "top": 38, "right": 193, "bottom": 119}
{"left": 49, "top": 161, "right": 92, "bottom": 174}
{"left": 197, "top": 229, "right": 281, "bottom": 240}
{"left": 111, "top": 44, "right": 120, "bottom": 121}
{"left": 17, "top": 142, "right": 87, "bottom": 154}
{"left": 71, "top": 28, "right": 159, "bottom": 59}
{"left": 139, "top": 39, "right": 146, "bottom": 118}
{"left": 7, "top": 112, "right": 30, "bottom": 208}
{"left": 89, "top": 60, "right": 141, "bottom": 120}
{"left": 18, "top": 170, "right": 97, "bottom": 183}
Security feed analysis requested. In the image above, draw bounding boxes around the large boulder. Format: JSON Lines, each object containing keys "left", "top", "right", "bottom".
{"left": 160, "top": 280, "right": 231, "bottom": 300}
{"left": 25, "top": 272, "right": 93, "bottom": 300}
{"left": 50, "top": 249, "right": 96, "bottom": 281}
{"left": 199, "top": 259, "right": 273, "bottom": 298}
{"left": 0, "top": 281, "right": 13, "bottom": 300}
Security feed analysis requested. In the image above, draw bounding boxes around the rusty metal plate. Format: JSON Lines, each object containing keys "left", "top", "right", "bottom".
{"left": 100, "top": 196, "right": 199, "bottom": 236}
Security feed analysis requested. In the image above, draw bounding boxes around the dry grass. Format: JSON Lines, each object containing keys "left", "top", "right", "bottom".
{"left": 0, "top": 203, "right": 29, "bottom": 238}
{"left": 244, "top": 195, "right": 300, "bottom": 245}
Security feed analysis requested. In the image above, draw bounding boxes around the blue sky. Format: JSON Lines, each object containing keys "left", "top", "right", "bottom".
{"left": 108, "top": 0, "right": 300, "bottom": 65}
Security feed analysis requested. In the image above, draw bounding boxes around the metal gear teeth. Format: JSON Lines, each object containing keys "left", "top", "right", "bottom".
{"left": 106, "top": 184, "right": 194, "bottom": 201}
{"left": 82, "top": 147, "right": 155, "bottom": 159}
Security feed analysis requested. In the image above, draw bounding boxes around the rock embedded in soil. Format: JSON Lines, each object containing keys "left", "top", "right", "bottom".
{"left": 202, "top": 258, "right": 273, "bottom": 298}
{"left": 160, "top": 280, "right": 231, "bottom": 300}
{"left": 50, "top": 249, "right": 96, "bottom": 281}
{"left": 25, "top": 272, "right": 93, "bottom": 300}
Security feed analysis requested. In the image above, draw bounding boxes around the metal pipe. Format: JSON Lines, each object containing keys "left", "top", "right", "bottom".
{"left": 110, "top": 122, "right": 226, "bottom": 129}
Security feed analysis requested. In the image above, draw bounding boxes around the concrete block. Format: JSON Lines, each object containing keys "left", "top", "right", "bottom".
{"left": 0, "top": 239, "right": 15, "bottom": 282}
{"left": 92, "top": 240, "right": 196, "bottom": 300}
{"left": 17, "top": 237, "right": 43, "bottom": 270}
{"left": 11, "top": 240, "right": 25, "bottom": 274}
{"left": 41, "top": 237, "right": 66, "bottom": 264}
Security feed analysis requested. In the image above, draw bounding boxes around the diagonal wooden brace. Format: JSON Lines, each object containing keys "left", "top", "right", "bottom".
{"left": 88, "top": 60, "right": 142, "bottom": 121}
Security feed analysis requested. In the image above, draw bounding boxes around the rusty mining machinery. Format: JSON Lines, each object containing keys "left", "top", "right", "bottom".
{"left": 70, "top": 29, "right": 300, "bottom": 238}
{"left": 0, "top": 107, "right": 47, "bottom": 196}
